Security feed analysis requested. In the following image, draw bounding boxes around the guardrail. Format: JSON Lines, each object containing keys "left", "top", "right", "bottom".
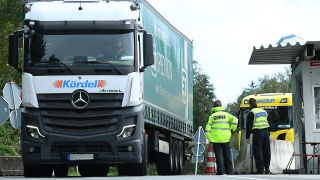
{"left": 0, "top": 156, "right": 23, "bottom": 176}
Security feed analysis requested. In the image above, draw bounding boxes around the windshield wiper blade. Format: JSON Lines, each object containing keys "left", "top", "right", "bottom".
{"left": 42, "top": 56, "right": 76, "bottom": 75}
{"left": 56, "top": 62, "right": 75, "bottom": 75}
{"left": 75, "top": 61, "right": 123, "bottom": 75}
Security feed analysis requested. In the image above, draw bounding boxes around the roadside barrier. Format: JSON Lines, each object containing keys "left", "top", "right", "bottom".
{"left": 0, "top": 156, "right": 23, "bottom": 176}
{"left": 204, "top": 143, "right": 216, "bottom": 175}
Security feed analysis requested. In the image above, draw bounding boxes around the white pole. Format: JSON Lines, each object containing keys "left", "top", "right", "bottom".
{"left": 195, "top": 126, "right": 202, "bottom": 175}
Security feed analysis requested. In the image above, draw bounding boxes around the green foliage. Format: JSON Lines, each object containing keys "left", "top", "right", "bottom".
{"left": 0, "top": 0, "right": 23, "bottom": 156}
{"left": 183, "top": 61, "right": 216, "bottom": 175}
{"left": 0, "top": 122, "right": 21, "bottom": 156}
{"left": 193, "top": 61, "right": 216, "bottom": 132}
{"left": 226, "top": 68, "right": 291, "bottom": 115}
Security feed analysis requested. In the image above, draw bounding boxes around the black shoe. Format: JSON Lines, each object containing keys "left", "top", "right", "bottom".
{"left": 254, "top": 170, "right": 264, "bottom": 174}
{"left": 265, "top": 169, "right": 271, "bottom": 174}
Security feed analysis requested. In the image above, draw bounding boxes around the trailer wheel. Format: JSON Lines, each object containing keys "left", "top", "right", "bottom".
{"left": 78, "top": 164, "right": 109, "bottom": 177}
{"left": 173, "top": 139, "right": 179, "bottom": 174}
{"left": 24, "top": 164, "right": 53, "bottom": 177}
{"left": 177, "top": 140, "right": 184, "bottom": 175}
{"left": 169, "top": 137, "right": 175, "bottom": 174}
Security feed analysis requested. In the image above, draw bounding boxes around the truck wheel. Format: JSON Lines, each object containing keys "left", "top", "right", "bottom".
{"left": 173, "top": 139, "right": 179, "bottom": 174}
{"left": 128, "top": 133, "right": 148, "bottom": 176}
{"left": 177, "top": 140, "right": 184, "bottom": 175}
{"left": 169, "top": 137, "right": 175, "bottom": 174}
{"left": 54, "top": 165, "right": 69, "bottom": 177}
{"left": 24, "top": 164, "right": 53, "bottom": 177}
{"left": 118, "top": 164, "right": 128, "bottom": 176}
{"left": 79, "top": 165, "right": 109, "bottom": 177}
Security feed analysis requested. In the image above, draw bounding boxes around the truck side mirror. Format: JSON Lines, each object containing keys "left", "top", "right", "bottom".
{"left": 8, "top": 33, "right": 19, "bottom": 69}
{"left": 142, "top": 33, "right": 154, "bottom": 68}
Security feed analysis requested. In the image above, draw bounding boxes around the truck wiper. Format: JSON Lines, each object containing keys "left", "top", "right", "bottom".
{"left": 40, "top": 57, "right": 76, "bottom": 75}
{"left": 56, "top": 62, "right": 76, "bottom": 75}
{"left": 74, "top": 61, "right": 123, "bottom": 75}
{"left": 39, "top": 57, "right": 76, "bottom": 75}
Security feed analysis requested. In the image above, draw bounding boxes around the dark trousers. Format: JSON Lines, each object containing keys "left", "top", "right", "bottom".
{"left": 252, "top": 129, "right": 271, "bottom": 173}
{"left": 213, "top": 142, "right": 233, "bottom": 175}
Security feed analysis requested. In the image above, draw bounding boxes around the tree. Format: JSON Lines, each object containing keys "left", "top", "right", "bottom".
{"left": 256, "top": 68, "right": 291, "bottom": 94}
{"left": 0, "top": 0, "right": 23, "bottom": 156}
{"left": 0, "top": 0, "right": 22, "bottom": 87}
{"left": 193, "top": 61, "right": 216, "bottom": 131}
{"left": 226, "top": 68, "right": 291, "bottom": 115}
{"left": 182, "top": 61, "right": 216, "bottom": 174}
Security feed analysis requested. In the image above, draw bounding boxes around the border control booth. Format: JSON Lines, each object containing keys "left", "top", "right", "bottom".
{"left": 249, "top": 40, "right": 320, "bottom": 174}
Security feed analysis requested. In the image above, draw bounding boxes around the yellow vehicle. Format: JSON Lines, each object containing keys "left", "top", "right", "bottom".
{"left": 231, "top": 93, "right": 294, "bottom": 174}
{"left": 240, "top": 93, "right": 294, "bottom": 142}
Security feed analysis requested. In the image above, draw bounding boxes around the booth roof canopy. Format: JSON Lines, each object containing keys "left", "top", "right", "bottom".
{"left": 249, "top": 41, "right": 320, "bottom": 65}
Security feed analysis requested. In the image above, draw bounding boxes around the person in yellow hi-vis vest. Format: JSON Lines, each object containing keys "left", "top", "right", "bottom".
{"left": 205, "top": 100, "right": 238, "bottom": 175}
{"left": 246, "top": 98, "right": 271, "bottom": 174}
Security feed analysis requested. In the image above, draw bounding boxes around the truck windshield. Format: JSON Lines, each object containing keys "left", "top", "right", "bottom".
{"left": 27, "top": 32, "right": 135, "bottom": 68}
{"left": 265, "top": 106, "right": 293, "bottom": 130}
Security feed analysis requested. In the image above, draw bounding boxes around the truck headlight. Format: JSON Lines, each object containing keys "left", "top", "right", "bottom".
{"left": 26, "top": 125, "right": 45, "bottom": 139}
{"left": 117, "top": 124, "right": 136, "bottom": 138}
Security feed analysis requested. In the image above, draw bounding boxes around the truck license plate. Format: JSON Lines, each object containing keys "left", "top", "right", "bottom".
{"left": 68, "top": 154, "right": 94, "bottom": 161}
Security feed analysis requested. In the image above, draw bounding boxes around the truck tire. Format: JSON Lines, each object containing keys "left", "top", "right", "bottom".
{"left": 117, "top": 164, "right": 128, "bottom": 176}
{"left": 24, "top": 164, "right": 53, "bottom": 177}
{"left": 127, "top": 133, "right": 148, "bottom": 176}
{"left": 54, "top": 165, "right": 69, "bottom": 177}
{"left": 177, "top": 140, "right": 184, "bottom": 175}
{"left": 173, "top": 139, "right": 179, "bottom": 174}
{"left": 78, "top": 164, "right": 109, "bottom": 177}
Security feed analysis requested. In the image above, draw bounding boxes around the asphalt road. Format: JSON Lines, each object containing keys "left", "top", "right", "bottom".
{"left": 1, "top": 175, "right": 320, "bottom": 180}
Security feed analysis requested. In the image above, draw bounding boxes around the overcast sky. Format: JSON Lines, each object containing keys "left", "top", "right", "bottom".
{"left": 146, "top": 0, "right": 320, "bottom": 105}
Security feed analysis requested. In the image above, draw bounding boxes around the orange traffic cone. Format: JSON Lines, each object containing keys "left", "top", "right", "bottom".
{"left": 204, "top": 143, "right": 216, "bottom": 175}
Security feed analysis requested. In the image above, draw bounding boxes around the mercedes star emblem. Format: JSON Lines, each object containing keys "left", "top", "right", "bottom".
{"left": 71, "top": 90, "right": 89, "bottom": 109}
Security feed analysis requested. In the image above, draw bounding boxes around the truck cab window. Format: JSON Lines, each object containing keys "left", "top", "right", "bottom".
{"left": 27, "top": 32, "right": 135, "bottom": 67}
{"left": 29, "top": 32, "right": 46, "bottom": 63}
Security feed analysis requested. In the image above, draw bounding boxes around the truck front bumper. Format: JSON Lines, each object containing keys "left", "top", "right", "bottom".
{"left": 21, "top": 104, "right": 144, "bottom": 165}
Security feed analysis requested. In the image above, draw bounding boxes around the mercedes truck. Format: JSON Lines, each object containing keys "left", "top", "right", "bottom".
{"left": 8, "top": 0, "right": 193, "bottom": 177}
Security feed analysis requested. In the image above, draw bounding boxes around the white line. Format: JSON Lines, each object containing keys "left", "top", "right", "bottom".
{"left": 227, "top": 176, "right": 268, "bottom": 180}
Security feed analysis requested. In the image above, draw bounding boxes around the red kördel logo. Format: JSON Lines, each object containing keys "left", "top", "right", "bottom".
{"left": 53, "top": 80, "right": 107, "bottom": 88}
{"left": 97, "top": 80, "right": 107, "bottom": 88}
{"left": 53, "top": 80, "right": 63, "bottom": 88}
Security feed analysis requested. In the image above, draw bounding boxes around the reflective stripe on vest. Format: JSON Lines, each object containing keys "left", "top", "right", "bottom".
{"left": 212, "top": 120, "right": 229, "bottom": 124}
{"left": 251, "top": 108, "right": 269, "bottom": 130}
{"left": 206, "top": 111, "right": 232, "bottom": 142}
{"left": 211, "top": 127, "right": 230, "bottom": 130}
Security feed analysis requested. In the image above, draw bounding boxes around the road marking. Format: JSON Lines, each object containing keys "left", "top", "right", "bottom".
{"left": 227, "top": 176, "right": 267, "bottom": 180}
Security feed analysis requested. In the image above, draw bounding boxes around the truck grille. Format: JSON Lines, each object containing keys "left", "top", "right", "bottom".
{"left": 52, "top": 143, "right": 110, "bottom": 153}
{"left": 37, "top": 93, "right": 123, "bottom": 136}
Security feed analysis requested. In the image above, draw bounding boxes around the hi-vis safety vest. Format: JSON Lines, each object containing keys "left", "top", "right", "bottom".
{"left": 251, "top": 108, "right": 270, "bottom": 130}
{"left": 205, "top": 106, "right": 238, "bottom": 143}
